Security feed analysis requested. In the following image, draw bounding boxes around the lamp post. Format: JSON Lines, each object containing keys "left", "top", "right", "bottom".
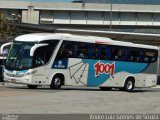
{"left": 110, "top": 0, "right": 112, "bottom": 30}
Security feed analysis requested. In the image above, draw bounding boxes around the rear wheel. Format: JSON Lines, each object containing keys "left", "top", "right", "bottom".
{"left": 50, "top": 76, "right": 62, "bottom": 89}
{"left": 124, "top": 78, "right": 135, "bottom": 92}
{"left": 100, "top": 87, "right": 112, "bottom": 91}
{"left": 27, "top": 85, "right": 38, "bottom": 89}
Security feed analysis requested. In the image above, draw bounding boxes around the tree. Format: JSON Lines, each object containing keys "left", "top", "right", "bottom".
{"left": 0, "top": 13, "right": 5, "bottom": 37}
{"left": 0, "top": 12, "right": 20, "bottom": 38}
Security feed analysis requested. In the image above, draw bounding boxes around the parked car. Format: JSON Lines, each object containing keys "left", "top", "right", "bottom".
{"left": 0, "top": 57, "right": 5, "bottom": 82}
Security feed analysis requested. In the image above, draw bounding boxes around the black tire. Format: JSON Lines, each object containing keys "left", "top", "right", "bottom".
{"left": 27, "top": 85, "right": 38, "bottom": 89}
{"left": 124, "top": 78, "right": 135, "bottom": 92}
{"left": 50, "top": 76, "right": 62, "bottom": 89}
{"left": 100, "top": 87, "right": 112, "bottom": 91}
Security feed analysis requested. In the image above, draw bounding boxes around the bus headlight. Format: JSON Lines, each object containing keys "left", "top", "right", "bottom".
{"left": 27, "top": 69, "right": 37, "bottom": 74}
{"left": 18, "top": 69, "right": 37, "bottom": 77}
{"left": 18, "top": 73, "right": 26, "bottom": 77}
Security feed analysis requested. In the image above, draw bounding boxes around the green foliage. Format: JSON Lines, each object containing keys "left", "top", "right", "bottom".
{"left": 0, "top": 13, "right": 20, "bottom": 37}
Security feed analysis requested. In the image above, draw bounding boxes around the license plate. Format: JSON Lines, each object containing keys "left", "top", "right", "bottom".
{"left": 11, "top": 79, "right": 16, "bottom": 83}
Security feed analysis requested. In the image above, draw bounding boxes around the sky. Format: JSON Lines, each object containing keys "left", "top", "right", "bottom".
{"left": 12, "top": 0, "right": 72, "bottom": 2}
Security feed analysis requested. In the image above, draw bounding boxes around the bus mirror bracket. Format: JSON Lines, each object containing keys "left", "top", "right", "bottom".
{"left": 0, "top": 42, "right": 12, "bottom": 55}
{"left": 30, "top": 43, "right": 48, "bottom": 56}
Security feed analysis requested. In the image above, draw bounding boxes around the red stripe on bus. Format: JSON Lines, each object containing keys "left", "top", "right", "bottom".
{"left": 95, "top": 41, "right": 111, "bottom": 44}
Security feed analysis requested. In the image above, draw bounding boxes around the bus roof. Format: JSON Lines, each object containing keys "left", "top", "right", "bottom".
{"left": 15, "top": 33, "right": 159, "bottom": 50}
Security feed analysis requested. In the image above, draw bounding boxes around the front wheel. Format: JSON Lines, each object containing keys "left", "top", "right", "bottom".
{"left": 124, "top": 78, "right": 135, "bottom": 92}
{"left": 50, "top": 76, "right": 62, "bottom": 89}
{"left": 27, "top": 85, "right": 38, "bottom": 89}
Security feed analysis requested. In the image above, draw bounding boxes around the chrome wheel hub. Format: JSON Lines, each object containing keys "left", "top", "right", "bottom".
{"left": 127, "top": 81, "right": 133, "bottom": 90}
{"left": 54, "top": 78, "right": 61, "bottom": 86}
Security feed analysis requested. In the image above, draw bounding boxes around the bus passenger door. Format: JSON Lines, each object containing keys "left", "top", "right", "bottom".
{"left": 32, "top": 67, "right": 47, "bottom": 85}
{"left": 31, "top": 46, "right": 48, "bottom": 84}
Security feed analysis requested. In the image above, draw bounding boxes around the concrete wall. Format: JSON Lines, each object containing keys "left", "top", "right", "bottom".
{"left": 39, "top": 11, "right": 160, "bottom": 26}
{"left": 70, "top": 11, "right": 86, "bottom": 24}
{"left": 22, "top": 6, "right": 39, "bottom": 24}
{"left": 1, "top": 1, "right": 160, "bottom": 25}
{"left": 0, "top": 1, "right": 28, "bottom": 9}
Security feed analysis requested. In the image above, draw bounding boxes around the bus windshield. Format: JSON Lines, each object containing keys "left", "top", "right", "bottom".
{"left": 5, "top": 42, "right": 35, "bottom": 70}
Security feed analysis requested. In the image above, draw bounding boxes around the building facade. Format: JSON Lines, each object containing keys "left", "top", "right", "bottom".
{"left": 82, "top": 0, "right": 160, "bottom": 4}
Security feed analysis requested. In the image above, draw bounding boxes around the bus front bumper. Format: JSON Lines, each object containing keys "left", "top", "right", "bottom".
{"left": 3, "top": 73, "right": 32, "bottom": 84}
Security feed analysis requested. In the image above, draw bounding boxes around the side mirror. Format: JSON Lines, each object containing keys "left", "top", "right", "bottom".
{"left": 0, "top": 42, "right": 12, "bottom": 55}
{"left": 30, "top": 43, "right": 48, "bottom": 56}
{"left": 3, "top": 48, "right": 9, "bottom": 56}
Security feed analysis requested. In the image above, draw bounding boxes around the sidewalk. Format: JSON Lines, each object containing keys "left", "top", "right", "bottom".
{"left": 1, "top": 82, "right": 160, "bottom": 88}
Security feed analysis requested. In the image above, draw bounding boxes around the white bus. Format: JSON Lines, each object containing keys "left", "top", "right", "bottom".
{"left": 0, "top": 33, "right": 159, "bottom": 91}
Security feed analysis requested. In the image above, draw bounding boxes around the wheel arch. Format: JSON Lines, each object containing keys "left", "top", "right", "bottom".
{"left": 123, "top": 75, "right": 135, "bottom": 87}
{"left": 50, "top": 72, "right": 65, "bottom": 85}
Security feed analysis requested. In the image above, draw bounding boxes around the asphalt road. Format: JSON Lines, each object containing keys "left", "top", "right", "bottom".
{"left": 0, "top": 83, "right": 160, "bottom": 114}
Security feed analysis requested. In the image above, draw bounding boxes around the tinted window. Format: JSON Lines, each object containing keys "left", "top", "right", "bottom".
{"left": 56, "top": 40, "right": 158, "bottom": 63}
{"left": 94, "top": 44, "right": 112, "bottom": 60}
{"left": 32, "top": 40, "right": 59, "bottom": 68}
{"left": 143, "top": 49, "right": 158, "bottom": 63}
{"left": 56, "top": 41, "right": 78, "bottom": 58}
{"left": 56, "top": 41, "right": 94, "bottom": 59}
{"left": 128, "top": 48, "right": 141, "bottom": 62}
{"left": 78, "top": 42, "right": 94, "bottom": 59}
{"left": 111, "top": 47, "right": 128, "bottom": 61}
{"left": 5, "top": 42, "right": 35, "bottom": 70}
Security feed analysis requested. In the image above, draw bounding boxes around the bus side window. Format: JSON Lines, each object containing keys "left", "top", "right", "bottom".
{"left": 101, "top": 47, "right": 107, "bottom": 59}
{"left": 32, "top": 47, "right": 45, "bottom": 67}
{"left": 94, "top": 47, "right": 100, "bottom": 59}
{"left": 128, "top": 49, "right": 136, "bottom": 62}
{"left": 57, "top": 41, "right": 77, "bottom": 59}
{"left": 151, "top": 51, "right": 157, "bottom": 62}
{"left": 57, "top": 44, "right": 70, "bottom": 58}
{"left": 33, "top": 44, "right": 57, "bottom": 67}
{"left": 94, "top": 44, "right": 108, "bottom": 60}
{"left": 128, "top": 48, "right": 140, "bottom": 62}
{"left": 112, "top": 47, "right": 127, "bottom": 61}
{"left": 94, "top": 45, "right": 102, "bottom": 59}
{"left": 87, "top": 44, "right": 95, "bottom": 59}
{"left": 143, "top": 50, "right": 149, "bottom": 62}
{"left": 78, "top": 43, "right": 88, "bottom": 58}
{"left": 45, "top": 45, "right": 55, "bottom": 62}
{"left": 106, "top": 47, "right": 111, "bottom": 60}
{"left": 143, "top": 50, "right": 157, "bottom": 63}
{"left": 57, "top": 48, "right": 65, "bottom": 58}
{"left": 39, "top": 40, "right": 59, "bottom": 63}
{"left": 64, "top": 44, "right": 74, "bottom": 58}
{"left": 118, "top": 49, "right": 127, "bottom": 61}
